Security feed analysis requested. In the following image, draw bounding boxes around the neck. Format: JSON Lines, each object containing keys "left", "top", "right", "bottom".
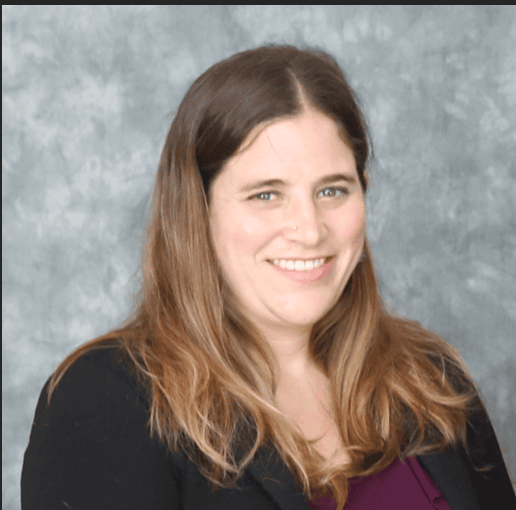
{"left": 259, "top": 328, "right": 325, "bottom": 386}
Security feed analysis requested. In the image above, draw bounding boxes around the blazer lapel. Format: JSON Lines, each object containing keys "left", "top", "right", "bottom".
{"left": 417, "top": 450, "right": 482, "bottom": 510}
{"left": 246, "top": 443, "right": 485, "bottom": 510}
{"left": 246, "top": 443, "right": 311, "bottom": 510}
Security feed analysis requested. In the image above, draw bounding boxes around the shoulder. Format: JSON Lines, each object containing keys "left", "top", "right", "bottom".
{"left": 50, "top": 343, "right": 149, "bottom": 407}
{"left": 21, "top": 343, "right": 187, "bottom": 509}
{"left": 28, "top": 342, "right": 163, "bottom": 457}
{"left": 463, "top": 399, "right": 515, "bottom": 491}
{"left": 418, "top": 403, "right": 516, "bottom": 509}
{"left": 35, "top": 343, "right": 153, "bottom": 438}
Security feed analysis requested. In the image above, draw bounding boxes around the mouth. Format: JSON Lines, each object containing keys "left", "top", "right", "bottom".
{"left": 267, "top": 256, "right": 334, "bottom": 272}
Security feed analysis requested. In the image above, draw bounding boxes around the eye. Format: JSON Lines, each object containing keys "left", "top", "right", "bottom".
{"left": 318, "top": 186, "right": 349, "bottom": 198}
{"left": 250, "top": 191, "right": 278, "bottom": 201}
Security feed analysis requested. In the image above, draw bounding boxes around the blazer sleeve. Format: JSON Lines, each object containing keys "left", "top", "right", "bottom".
{"left": 21, "top": 348, "right": 184, "bottom": 510}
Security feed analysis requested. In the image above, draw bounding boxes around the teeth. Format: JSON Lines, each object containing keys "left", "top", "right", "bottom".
{"left": 270, "top": 258, "right": 326, "bottom": 271}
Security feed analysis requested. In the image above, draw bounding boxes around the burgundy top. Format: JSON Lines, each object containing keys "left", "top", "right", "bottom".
{"left": 307, "top": 453, "right": 451, "bottom": 510}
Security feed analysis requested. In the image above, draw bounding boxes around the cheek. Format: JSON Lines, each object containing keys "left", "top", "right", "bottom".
{"left": 232, "top": 211, "right": 280, "bottom": 251}
{"left": 335, "top": 204, "right": 366, "bottom": 240}
{"left": 240, "top": 212, "right": 273, "bottom": 236}
{"left": 213, "top": 209, "right": 275, "bottom": 262}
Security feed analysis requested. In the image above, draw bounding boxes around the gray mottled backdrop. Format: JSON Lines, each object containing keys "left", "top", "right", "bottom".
{"left": 3, "top": 5, "right": 515, "bottom": 508}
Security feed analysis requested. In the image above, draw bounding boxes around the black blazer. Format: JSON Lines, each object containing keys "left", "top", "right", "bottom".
{"left": 21, "top": 346, "right": 515, "bottom": 509}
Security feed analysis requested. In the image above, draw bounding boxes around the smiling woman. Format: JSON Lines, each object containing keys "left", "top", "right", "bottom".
{"left": 21, "top": 44, "right": 515, "bottom": 510}
{"left": 209, "top": 110, "right": 366, "bottom": 330}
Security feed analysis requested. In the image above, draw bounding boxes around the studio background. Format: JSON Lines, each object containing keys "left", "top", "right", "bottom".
{"left": 3, "top": 5, "right": 515, "bottom": 508}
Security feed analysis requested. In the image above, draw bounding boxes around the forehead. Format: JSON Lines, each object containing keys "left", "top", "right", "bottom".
{"left": 224, "top": 110, "right": 355, "bottom": 181}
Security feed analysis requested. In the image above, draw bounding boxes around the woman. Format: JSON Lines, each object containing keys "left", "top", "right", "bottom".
{"left": 21, "top": 44, "right": 514, "bottom": 510}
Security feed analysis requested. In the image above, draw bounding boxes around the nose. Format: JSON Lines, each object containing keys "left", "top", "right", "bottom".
{"left": 282, "top": 196, "right": 327, "bottom": 245}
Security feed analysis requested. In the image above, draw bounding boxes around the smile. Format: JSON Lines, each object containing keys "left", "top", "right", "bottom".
{"left": 268, "top": 257, "right": 330, "bottom": 272}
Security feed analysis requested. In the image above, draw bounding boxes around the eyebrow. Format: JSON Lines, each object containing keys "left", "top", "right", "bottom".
{"left": 240, "top": 173, "right": 358, "bottom": 193}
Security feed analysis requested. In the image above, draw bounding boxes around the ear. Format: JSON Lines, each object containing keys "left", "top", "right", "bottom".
{"left": 363, "top": 169, "right": 369, "bottom": 186}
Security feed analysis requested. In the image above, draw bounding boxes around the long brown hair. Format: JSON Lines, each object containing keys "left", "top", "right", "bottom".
{"left": 49, "top": 44, "right": 481, "bottom": 509}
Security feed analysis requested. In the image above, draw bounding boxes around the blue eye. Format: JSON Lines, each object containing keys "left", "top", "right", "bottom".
{"left": 319, "top": 187, "right": 349, "bottom": 198}
{"left": 251, "top": 191, "right": 277, "bottom": 201}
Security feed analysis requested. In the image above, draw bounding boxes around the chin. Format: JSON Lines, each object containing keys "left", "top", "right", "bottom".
{"left": 272, "top": 300, "right": 335, "bottom": 327}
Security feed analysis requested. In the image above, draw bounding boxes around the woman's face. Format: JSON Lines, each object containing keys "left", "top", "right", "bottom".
{"left": 208, "top": 109, "right": 366, "bottom": 336}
